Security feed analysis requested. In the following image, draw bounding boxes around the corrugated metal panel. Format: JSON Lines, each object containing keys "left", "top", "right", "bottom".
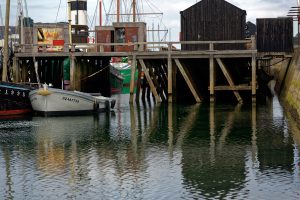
{"left": 257, "top": 18, "right": 293, "bottom": 53}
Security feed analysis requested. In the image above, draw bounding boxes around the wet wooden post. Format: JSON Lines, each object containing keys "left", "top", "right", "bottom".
{"left": 136, "top": 62, "right": 142, "bottom": 103}
{"left": 13, "top": 56, "right": 20, "bottom": 82}
{"left": 168, "top": 43, "right": 173, "bottom": 103}
{"left": 209, "top": 42, "right": 215, "bottom": 102}
{"left": 70, "top": 54, "right": 76, "bottom": 90}
{"left": 129, "top": 54, "right": 136, "bottom": 103}
{"left": 251, "top": 36, "right": 257, "bottom": 103}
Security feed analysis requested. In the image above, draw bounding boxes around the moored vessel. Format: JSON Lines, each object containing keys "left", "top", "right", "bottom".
{"left": 0, "top": 82, "right": 33, "bottom": 116}
{"left": 29, "top": 85, "right": 115, "bottom": 116}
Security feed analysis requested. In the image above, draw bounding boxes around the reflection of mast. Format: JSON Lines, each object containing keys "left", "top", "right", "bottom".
{"left": 3, "top": 147, "right": 13, "bottom": 199}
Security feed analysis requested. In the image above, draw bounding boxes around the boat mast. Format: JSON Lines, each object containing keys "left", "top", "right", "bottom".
{"left": 133, "top": 0, "right": 136, "bottom": 22}
{"left": 117, "top": 0, "right": 120, "bottom": 22}
{"left": 68, "top": 0, "right": 72, "bottom": 45}
{"left": 2, "top": 0, "right": 10, "bottom": 81}
{"left": 99, "top": 0, "right": 102, "bottom": 26}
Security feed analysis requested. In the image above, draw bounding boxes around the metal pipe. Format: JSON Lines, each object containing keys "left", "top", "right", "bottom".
{"left": 2, "top": 0, "right": 10, "bottom": 81}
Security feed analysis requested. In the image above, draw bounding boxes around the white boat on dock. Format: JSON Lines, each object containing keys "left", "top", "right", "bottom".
{"left": 29, "top": 85, "right": 116, "bottom": 116}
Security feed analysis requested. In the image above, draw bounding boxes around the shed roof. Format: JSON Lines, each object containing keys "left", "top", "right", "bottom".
{"left": 181, "top": 0, "right": 245, "bottom": 14}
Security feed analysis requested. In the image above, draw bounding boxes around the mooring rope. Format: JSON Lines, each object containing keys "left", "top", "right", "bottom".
{"left": 80, "top": 64, "right": 110, "bottom": 81}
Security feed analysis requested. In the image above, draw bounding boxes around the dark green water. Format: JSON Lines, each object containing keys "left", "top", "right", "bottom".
{"left": 0, "top": 94, "right": 300, "bottom": 199}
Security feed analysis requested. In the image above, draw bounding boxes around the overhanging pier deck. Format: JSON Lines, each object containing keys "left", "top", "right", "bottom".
{"left": 14, "top": 38, "right": 258, "bottom": 104}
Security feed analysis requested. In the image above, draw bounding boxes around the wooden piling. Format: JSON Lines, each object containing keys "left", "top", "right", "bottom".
{"left": 70, "top": 54, "right": 76, "bottom": 90}
{"left": 13, "top": 57, "right": 20, "bottom": 82}
{"left": 251, "top": 53, "right": 257, "bottom": 103}
{"left": 209, "top": 55, "right": 215, "bottom": 102}
{"left": 130, "top": 55, "right": 137, "bottom": 103}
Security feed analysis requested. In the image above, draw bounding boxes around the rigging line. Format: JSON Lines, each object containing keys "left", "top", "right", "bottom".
{"left": 89, "top": 0, "right": 99, "bottom": 28}
{"left": 80, "top": 64, "right": 110, "bottom": 81}
{"left": 145, "top": 0, "right": 163, "bottom": 14}
{"left": 55, "top": 0, "right": 62, "bottom": 23}
{"left": 105, "top": 0, "right": 114, "bottom": 25}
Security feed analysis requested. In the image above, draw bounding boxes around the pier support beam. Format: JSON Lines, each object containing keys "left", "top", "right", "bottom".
{"left": 168, "top": 53, "right": 173, "bottom": 103}
{"left": 129, "top": 55, "right": 137, "bottom": 103}
{"left": 174, "top": 59, "right": 201, "bottom": 103}
{"left": 139, "top": 59, "right": 161, "bottom": 103}
{"left": 251, "top": 53, "right": 257, "bottom": 103}
{"left": 216, "top": 58, "right": 243, "bottom": 104}
{"left": 209, "top": 55, "right": 215, "bottom": 102}
{"left": 13, "top": 57, "right": 20, "bottom": 83}
{"left": 70, "top": 54, "right": 76, "bottom": 90}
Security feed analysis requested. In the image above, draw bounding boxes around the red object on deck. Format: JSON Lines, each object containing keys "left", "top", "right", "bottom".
{"left": 53, "top": 40, "right": 65, "bottom": 46}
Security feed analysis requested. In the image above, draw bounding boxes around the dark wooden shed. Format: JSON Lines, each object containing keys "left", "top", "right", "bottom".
{"left": 180, "top": 0, "right": 246, "bottom": 50}
{"left": 256, "top": 18, "right": 293, "bottom": 53}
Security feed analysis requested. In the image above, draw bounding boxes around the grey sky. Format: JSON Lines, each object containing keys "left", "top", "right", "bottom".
{"left": 1, "top": 0, "right": 298, "bottom": 40}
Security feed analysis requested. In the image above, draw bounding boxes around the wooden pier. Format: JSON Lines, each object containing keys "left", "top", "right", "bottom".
{"left": 14, "top": 37, "right": 259, "bottom": 104}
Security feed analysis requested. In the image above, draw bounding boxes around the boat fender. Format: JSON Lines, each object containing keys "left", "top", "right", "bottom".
{"left": 37, "top": 89, "right": 52, "bottom": 96}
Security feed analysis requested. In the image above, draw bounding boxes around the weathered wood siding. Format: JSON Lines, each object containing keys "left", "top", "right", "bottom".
{"left": 257, "top": 18, "right": 293, "bottom": 53}
{"left": 180, "top": 0, "right": 246, "bottom": 50}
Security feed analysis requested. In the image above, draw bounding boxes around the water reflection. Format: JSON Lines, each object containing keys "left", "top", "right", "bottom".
{"left": 0, "top": 96, "right": 300, "bottom": 199}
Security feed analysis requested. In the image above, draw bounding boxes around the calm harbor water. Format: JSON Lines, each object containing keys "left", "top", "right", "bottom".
{"left": 0, "top": 94, "right": 300, "bottom": 200}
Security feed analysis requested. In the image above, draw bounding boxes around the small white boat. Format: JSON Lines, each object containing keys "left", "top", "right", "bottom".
{"left": 29, "top": 85, "right": 116, "bottom": 116}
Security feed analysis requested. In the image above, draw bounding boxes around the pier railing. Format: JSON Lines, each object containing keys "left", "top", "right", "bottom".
{"left": 14, "top": 36, "right": 256, "bottom": 54}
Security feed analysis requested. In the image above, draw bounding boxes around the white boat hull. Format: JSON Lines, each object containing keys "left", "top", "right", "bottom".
{"left": 29, "top": 88, "right": 115, "bottom": 116}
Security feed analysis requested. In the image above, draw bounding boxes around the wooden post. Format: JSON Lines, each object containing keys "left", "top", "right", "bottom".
{"left": 216, "top": 58, "right": 243, "bottom": 103}
{"left": 168, "top": 52, "right": 173, "bottom": 103}
{"left": 251, "top": 53, "right": 257, "bottom": 103}
{"left": 174, "top": 59, "right": 201, "bottom": 103}
{"left": 70, "top": 54, "right": 76, "bottom": 90}
{"left": 12, "top": 57, "right": 20, "bottom": 83}
{"left": 139, "top": 59, "right": 161, "bottom": 103}
{"left": 129, "top": 55, "right": 137, "bottom": 103}
{"left": 209, "top": 55, "right": 215, "bottom": 102}
{"left": 136, "top": 62, "right": 141, "bottom": 103}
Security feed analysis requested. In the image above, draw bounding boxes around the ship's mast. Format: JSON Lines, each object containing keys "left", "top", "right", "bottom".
{"left": 99, "top": 0, "right": 102, "bottom": 26}
{"left": 117, "top": 0, "right": 120, "bottom": 22}
{"left": 2, "top": 0, "right": 11, "bottom": 81}
{"left": 133, "top": 0, "right": 136, "bottom": 22}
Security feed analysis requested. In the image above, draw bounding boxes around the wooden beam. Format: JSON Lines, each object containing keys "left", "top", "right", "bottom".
{"left": 216, "top": 58, "right": 243, "bottom": 103}
{"left": 174, "top": 59, "right": 201, "bottom": 103}
{"left": 139, "top": 59, "right": 161, "bottom": 103}
{"left": 209, "top": 85, "right": 252, "bottom": 90}
{"left": 168, "top": 53, "right": 173, "bottom": 103}
{"left": 129, "top": 55, "right": 136, "bottom": 103}
{"left": 70, "top": 54, "right": 76, "bottom": 90}
{"left": 13, "top": 57, "right": 20, "bottom": 83}
{"left": 136, "top": 61, "right": 142, "bottom": 103}
{"left": 209, "top": 55, "right": 215, "bottom": 102}
{"left": 251, "top": 53, "right": 257, "bottom": 102}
